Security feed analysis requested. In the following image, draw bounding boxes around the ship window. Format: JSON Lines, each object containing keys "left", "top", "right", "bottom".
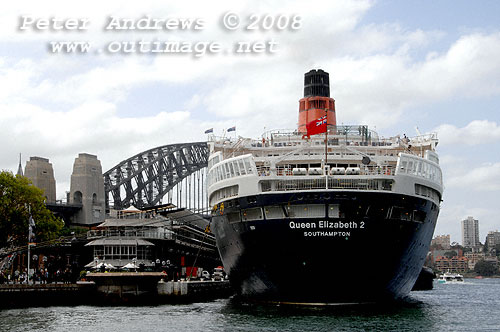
{"left": 407, "top": 161, "right": 414, "bottom": 174}
{"left": 238, "top": 160, "right": 246, "bottom": 175}
{"left": 227, "top": 211, "right": 241, "bottom": 224}
{"left": 233, "top": 162, "right": 241, "bottom": 176}
{"left": 241, "top": 208, "right": 263, "bottom": 221}
{"left": 328, "top": 204, "right": 340, "bottom": 218}
{"left": 389, "top": 206, "right": 412, "bottom": 221}
{"left": 287, "top": 204, "right": 325, "bottom": 218}
{"left": 264, "top": 206, "right": 285, "bottom": 219}
{"left": 261, "top": 181, "right": 271, "bottom": 192}
{"left": 245, "top": 160, "right": 253, "bottom": 174}
{"left": 247, "top": 196, "right": 257, "bottom": 204}
{"left": 400, "top": 160, "right": 407, "bottom": 173}
{"left": 229, "top": 162, "right": 235, "bottom": 177}
{"left": 413, "top": 210, "right": 426, "bottom": 223}
{"left": 423, "top": 163, "right": 429, "bottom": 178}
{"left": 366, "top": 205, "right": 388, "bottom": 218}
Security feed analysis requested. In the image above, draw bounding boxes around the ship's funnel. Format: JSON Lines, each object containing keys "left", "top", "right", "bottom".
{"left": 298, "top": 69, "right": 336, "bottom": 132}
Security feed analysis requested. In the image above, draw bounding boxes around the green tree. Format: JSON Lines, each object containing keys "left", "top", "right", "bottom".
{"left": 0, "top": 171, "right": 64, "bottom": 248}
{"left": 474, "top": 260, "right": 498, "bottom": 276}
{"left": 444, "top": 250, "right": 457, "bottom": 259}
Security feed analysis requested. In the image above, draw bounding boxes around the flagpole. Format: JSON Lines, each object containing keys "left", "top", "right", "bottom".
{"left": 325, "top": 108, "right": 328, "bottom": 167}
{"left": 325, "top": 109, "right": 329, "bottom": 190}
{"left": 27, "top": 205, "right": 30, "bottom": 284}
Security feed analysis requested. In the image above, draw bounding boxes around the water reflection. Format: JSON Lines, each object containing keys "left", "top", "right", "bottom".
{"left": 3, "top": 281, "right": 500, "bottom": 332}
{"left": 217, "top": 296, "right": 436, "bottom": 332}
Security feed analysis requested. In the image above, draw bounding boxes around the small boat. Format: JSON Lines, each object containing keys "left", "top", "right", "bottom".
{"left": 438, "top": 272, "right": 464, "bottom": 283}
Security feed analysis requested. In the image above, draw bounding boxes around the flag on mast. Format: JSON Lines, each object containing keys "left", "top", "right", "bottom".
{"left": 302, "top": 115, "right": 328, "bottom": 139}
{"left": 204, "top": 128, "right": 213, "bottom": 134}
{"left": 28, "top": 215, "right": 36, "bottom": 245}
{"left": 227, "top": 126, "right": 236, "bottom": 132}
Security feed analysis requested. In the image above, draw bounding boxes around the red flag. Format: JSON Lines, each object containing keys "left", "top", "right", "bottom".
{"left": 303, "top": 115, "right": 327, "bottom": 139}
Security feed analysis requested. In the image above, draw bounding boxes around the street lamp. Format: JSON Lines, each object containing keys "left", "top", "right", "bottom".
{"left": 32, "top": 255, "right": 38, "bottom": 283}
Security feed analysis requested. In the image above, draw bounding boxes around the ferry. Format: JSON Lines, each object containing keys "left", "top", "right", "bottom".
{"left": 438, "top": 272, "right": 465, "bottom": 284}
{"left": 207, "top": 69, "right": 443, "bottom": 302}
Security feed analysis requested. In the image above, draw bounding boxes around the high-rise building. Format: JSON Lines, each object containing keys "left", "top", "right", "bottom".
{"left": 431, "top": 234, "right": 451, "bottom": 249}
{"left": 486, "top": 231, "right": 500, "bottom": 249}
{"left": 462, "top": 216, "right": 480, "bottom": 248}
{"left": 24, "top": 156, "right": 56, "bottom": 203}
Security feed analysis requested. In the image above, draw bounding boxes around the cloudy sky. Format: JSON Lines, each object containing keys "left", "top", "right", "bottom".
{"left": 1, "top": 0, "right": 499, "bottom": 243}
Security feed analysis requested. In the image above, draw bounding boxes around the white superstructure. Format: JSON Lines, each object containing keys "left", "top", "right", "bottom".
{"left": 207, "top": 126, "right": 443, "bottom": 211}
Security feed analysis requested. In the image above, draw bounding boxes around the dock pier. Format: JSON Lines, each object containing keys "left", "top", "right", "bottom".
{"left": 0, "top": 282, "right": 97, "bottom": 307}
{"left": 1, "top": 274, "right": 232, "bottom": 307}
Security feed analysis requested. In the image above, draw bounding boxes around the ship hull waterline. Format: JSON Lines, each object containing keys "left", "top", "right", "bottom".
{"left": 211, "top": 191, "right": 439, "bottom": 303}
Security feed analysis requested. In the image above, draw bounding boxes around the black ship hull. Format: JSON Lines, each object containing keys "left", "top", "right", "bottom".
{"left": 211, "top": 191, "right": 439, "bottom": 303}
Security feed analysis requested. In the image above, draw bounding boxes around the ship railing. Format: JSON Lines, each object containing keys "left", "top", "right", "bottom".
{"left": 87, "top": 229, "right": 175, "bottom": 240}
{"left": 260, "top": 178, "right": 394, "bottom": 192}
{"left": 256, "top": 165, "right": 396, "bottom": 177}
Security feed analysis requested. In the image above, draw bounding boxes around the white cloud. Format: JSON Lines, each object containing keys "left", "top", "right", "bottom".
{"left": 434, "top": 120, "right": 500, "bottom": 146}
{"left": 445, "top": 162, "right": 500, "bottom": 191}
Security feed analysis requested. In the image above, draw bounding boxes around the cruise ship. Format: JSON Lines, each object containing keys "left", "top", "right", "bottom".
{"left": 207, "top": 69, "right": 443, "bottom": 303}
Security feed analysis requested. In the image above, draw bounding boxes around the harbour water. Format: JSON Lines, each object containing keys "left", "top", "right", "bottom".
{"left": 1, "top": 278, "right": 499, "bottom": 332}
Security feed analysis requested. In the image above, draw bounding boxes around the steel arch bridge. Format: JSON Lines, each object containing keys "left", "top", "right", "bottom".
{"left": 104, "top": 142, "right": 209, "bottom": 211}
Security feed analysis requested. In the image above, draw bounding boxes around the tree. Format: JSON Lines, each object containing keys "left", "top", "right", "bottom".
{"left": 0, "top": 171, "right": 64, "bottom": 248}
{"left": 474, "top": 260, "right": 498, "bottom": 277}
{"left": 444, "top": 250, "right": 457, "bottom": 259}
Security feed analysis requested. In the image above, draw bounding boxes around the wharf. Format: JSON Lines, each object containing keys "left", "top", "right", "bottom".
{"left": 86, "top": 272, "right": 232, "bottom": 304}
{"left": 0, "top": 282, "right": 96, "bottom": 308}
{"left": 0, "top": 273, "right": 232, "bottom": 307}
{"left": 158, "top": 279, "right": 232, "bottom": 301}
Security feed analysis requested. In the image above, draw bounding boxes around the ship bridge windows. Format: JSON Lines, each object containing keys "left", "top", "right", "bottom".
{"left": 208, "top": 155, "right": 257, "bottom": 187}
{"left": 397, "top": 154, "right": 443, "bottom": 185}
